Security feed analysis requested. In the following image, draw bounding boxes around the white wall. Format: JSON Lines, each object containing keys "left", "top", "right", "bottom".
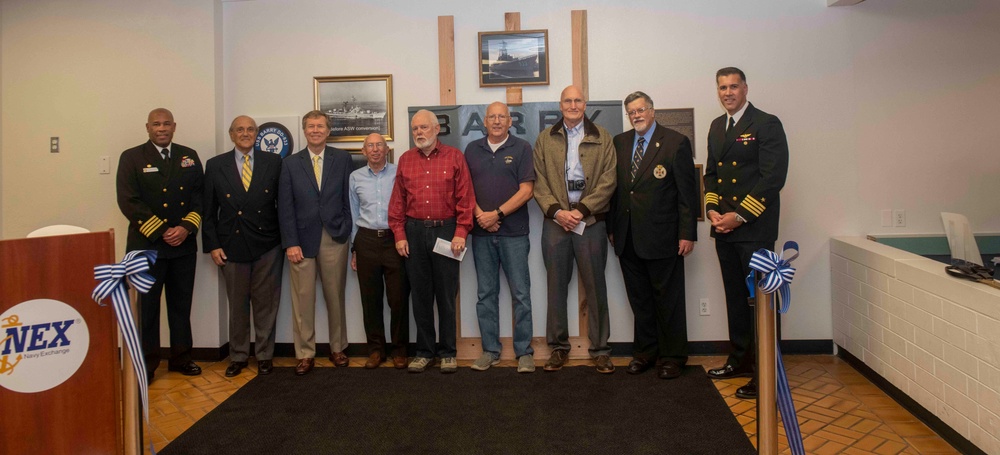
{"left": 0, "top": 0, "right": 225, "bottom": 348}
{"left": 2, "top": 0, "right": 999, "bottom": 352}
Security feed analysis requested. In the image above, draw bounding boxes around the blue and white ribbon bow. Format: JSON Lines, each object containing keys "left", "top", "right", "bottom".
{"left": 92, "top": 249, "right": 157, "bottom": 451}
{"left": 745, "top": 241, "right": 804, "bottom": 455}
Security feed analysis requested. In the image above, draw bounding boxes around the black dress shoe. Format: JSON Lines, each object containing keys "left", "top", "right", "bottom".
{"left": 735, "top": 378, "right": 758, "bottom": 399}
{"left": 167, "top": 361, "right": 202, "bottom": 376}
{"left": 658, "top": 361, "right": 682, "bottom": 379}
{"left": 257, "top": 360, "right": 273, "bottom": 375}
{"left": 225, "top": 361, "right": 248, "bottom": 377}
{"left": 706, "top": 363, "right": 753, "bottom": 379}
{"left": 626, "top": 358, "right": 652, "bottom": 375}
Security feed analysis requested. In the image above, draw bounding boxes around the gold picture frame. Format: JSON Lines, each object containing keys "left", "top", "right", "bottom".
{"left": 313, "top": 74, "right": 393, "bottom": 143}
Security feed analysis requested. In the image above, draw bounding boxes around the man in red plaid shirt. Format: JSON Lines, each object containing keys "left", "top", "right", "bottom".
{"left": 388, "top": 109, "right": 476, "bottom": 373}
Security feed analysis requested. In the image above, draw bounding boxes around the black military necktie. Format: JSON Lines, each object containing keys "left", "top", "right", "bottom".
{"left": 727, "top": 117, "right": 735, "bottom": 132}
{"left": 162, "top": 150, "right": 170, "bottom": 164}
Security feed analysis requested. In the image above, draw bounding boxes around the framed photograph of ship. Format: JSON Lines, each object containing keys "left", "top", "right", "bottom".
{"left": 478, "top": 30, "right": 549, "bottom": 87}
{"left": 313, "top": 74, "right": 393, "bottom": 143}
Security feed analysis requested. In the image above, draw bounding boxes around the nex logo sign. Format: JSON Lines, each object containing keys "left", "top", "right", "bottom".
{"left": 1, "top": 315, "right": 75, "bottom": 355}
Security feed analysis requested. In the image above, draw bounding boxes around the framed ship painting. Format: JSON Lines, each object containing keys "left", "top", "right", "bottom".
{"left": 478, "top": 30, "right": 549, "bottom": 87}
{"left": 313, "top": 74, "right": 393, "bottom": 142}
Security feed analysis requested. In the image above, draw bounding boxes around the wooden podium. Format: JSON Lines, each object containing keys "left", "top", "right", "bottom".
{"left": 0, "top": 230, "right": 125, "bottom": 454}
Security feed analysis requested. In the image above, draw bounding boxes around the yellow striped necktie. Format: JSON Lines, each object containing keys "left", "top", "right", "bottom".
{"left": 241, "top": 154, "right": 252, "bottom": 191}
{"left": 312, "top": 154, "right": 322, "bottom": 189}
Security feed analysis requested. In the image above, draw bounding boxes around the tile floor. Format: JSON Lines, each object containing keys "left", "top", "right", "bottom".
{"left": 144, "top": 355, "right": 960, "bottom": 454}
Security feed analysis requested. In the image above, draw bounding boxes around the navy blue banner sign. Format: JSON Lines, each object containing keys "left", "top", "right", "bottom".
{"left": 406, "top": 101, "right": 624, "bottom": 151}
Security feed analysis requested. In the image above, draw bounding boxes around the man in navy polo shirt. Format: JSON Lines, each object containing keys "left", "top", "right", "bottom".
{"left": 465, "top": 101, "right": 537, "bottom": 373}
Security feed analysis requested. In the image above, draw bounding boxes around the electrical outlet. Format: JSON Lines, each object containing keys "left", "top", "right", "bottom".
{"left": 893, "top": 209, "right": 906, "bottom": 227}
{"left": 50, "top": 137, "right": 60, "bottom": 153}
{"left": 881, "top": 209, "right": 892, "bottom": 227}
{"left": 699, "top": 298, "right": 710, "bottom": 316}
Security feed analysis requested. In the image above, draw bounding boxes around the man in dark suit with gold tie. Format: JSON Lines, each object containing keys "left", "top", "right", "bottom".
{"left": 202, "top": 115, "right": 283, "bottom": 377}
{"left": 278, "top": 110, "right": 354, "bottom": 376}
{"left": 116, "top": 108, "right": 204, "bottom": 382}
{"left": 610, "top": 91, "right": 698, "bottom": 380}
{"left": 703, "top": 67, "right": 789, "bottom": 399}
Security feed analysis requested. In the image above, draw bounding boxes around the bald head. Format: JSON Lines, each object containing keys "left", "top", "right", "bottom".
{"left": 228, "top": 115, "right": 258, "bottom": 153}
{"left": 485, "top": 102, "right": 512, "bottom": 144}
{"left": 146, "top": 108, "right": 176, "bottom": 147}
{"left": 362, "top": 133, "right": 389, "bottom": 169}
{"left": 559, "top": 85, "right": 586, "bottom": 128}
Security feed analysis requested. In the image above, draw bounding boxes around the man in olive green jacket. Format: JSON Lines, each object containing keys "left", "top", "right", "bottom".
{"left": 532, "top": 85, "right": 617, "bottom": 373}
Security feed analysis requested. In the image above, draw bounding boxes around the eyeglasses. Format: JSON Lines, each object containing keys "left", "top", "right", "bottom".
{"left": 232, "top": 126, "right": 257, "bottom": 134}
{"left": 626, "top": 106, "right": 652, "bottom": 117}
{"left": 487, "top": 114, "right": 509, "bottom": 121}
{"left": 364, "top": 143, "right": 387, "bottom": 149}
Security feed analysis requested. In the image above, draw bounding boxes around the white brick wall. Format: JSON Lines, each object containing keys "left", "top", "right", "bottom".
{"left": 831, "top": 237, "right": 1000, "bottom": 454}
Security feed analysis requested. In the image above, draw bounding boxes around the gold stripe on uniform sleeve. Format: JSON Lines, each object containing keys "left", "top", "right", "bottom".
{"left": 705, "top": 192, "right": 720, "bottom": 206}
{"left": 139, "top": 216, "right": 164, "bottom": 238}
{"left": 741, "top": 196, "right": 766, "bottom": 217}
{"left": 183, "top": 212, "right": 202, "bottom": 228}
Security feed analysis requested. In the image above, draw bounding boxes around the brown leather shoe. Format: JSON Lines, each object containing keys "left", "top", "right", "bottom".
{"left": 364, "top": 352, "right": 384, "bottom": 369}
{"left": 295, "top": 358, "right": 314, "bottom": 376}
{"left": 594, "top": 355, "right": 615, "bottom": 374}
{"left": 392, "top": 355, "right": 408, "bottom": 369}
{"left": 330, "top": 351, "right": 349, "bottom": 368}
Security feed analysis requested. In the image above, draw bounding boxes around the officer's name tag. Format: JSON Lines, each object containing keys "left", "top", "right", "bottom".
{"left": 143, "top": 167, "right": 159, "bottom": 173}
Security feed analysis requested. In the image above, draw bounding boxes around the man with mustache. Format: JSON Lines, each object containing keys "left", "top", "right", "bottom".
{"left": 610, "top": 92, "right": 698, "bottom": 380}
{"left": 116, "top": 107, "right": 204, "bottom": 382}
{"left": 388, "top": 109, "right": 475, "bottom": 373}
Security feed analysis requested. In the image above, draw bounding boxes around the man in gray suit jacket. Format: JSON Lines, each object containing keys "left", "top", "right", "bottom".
{"left": 278, "top": 110, "right": 354, "bottom": 375}
{"left": 202, "top": 115, "right": 283, "bottom": 377}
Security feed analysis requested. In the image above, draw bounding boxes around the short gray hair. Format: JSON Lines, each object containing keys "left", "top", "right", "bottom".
{"left": 623, "top": 91, "right": 654, "bottom": 109}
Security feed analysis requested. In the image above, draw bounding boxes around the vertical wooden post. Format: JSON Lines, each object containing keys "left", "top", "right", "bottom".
{"left": 571, "top": 10, "right": 589, "bottom": 99}
{"left": 756, "top": 278, "right": 779, "bottom": 454}
{"left": 438, "top": 16, "right": 456, "bottom": 105}
{"left": 504, "top": 12, "right": 523, "bottom": 106}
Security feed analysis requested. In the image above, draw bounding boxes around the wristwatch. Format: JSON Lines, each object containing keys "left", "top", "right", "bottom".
{"left": 496, "top": 208, "right": 506, "bottom": 220}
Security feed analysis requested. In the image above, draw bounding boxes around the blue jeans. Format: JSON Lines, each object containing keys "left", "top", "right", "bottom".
{"left": 471, "top": 234, "right": 534, "bottom": 357}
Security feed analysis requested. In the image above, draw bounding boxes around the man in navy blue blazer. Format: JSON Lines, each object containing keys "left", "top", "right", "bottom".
{"left": 278, "top": 110, "right": 354, "bottom": 375}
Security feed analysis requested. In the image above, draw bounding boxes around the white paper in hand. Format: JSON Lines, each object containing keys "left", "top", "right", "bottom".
{"left": 553, "top": 218, "right": 586, "bottom": 235}
{"left": 433, "top": 237, "right": 466, "bottom": 261}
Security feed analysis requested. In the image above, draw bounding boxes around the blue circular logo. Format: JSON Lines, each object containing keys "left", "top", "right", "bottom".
{"left": 254, "top": 122, "right": 294, "bottom": 158}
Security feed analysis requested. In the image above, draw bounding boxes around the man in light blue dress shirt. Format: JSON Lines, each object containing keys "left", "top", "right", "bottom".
{"left": 350, "top": 132, "right": 410, "bottom": 369}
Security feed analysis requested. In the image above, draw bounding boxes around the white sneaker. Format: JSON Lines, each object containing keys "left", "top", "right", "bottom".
{"left": 440, "top": 356, "right": 458, "bottom": 374}
{"left": 517, "top": 354, "right": 536, "bottom": 373}
{"left": 470, "top": 352, "right": 499, "bottom": 371}
{"left": 408, "top": 357, "right": 432, "bottom": 373}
